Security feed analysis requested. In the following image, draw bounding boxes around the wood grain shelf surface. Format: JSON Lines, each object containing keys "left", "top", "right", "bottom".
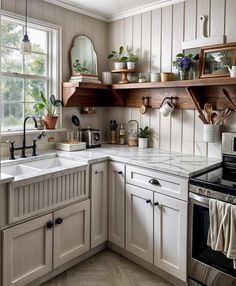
{"left": 63, "top": 78, "right": 236, "bottom": 110}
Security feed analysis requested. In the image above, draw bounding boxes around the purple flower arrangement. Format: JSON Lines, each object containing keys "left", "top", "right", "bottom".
{"left": 173, "top": 53, "right": 193, "bottom": 71}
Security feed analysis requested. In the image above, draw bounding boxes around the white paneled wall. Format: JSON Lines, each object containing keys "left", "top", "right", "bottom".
{"left": 108, "top": 0, "right": 236, "bottom": 158}
{"left": 1, "top": 0, "right": 236, "bottom": 159}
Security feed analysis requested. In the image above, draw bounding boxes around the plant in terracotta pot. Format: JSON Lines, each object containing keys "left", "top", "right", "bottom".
{"left": 34, "top": 92, "right": 62, "bottom": 129}
{"left": 138, "top": 126, "right": 150, "bottom": 148}
{"left": 127, "top": 53, "right": 138, "bottom": 70}
{"left": 108, "top": 46, "right": 128, "bottom": 70}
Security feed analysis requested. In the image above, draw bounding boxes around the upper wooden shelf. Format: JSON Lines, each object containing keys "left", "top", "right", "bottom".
{"left": 112, "top": 77, "right": 236, "bottom": 89}
{"left": 63, "top": 78, "right": 236, "bottom": 110}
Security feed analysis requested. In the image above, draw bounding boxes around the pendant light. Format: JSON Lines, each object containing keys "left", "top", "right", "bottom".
{"left": 20, "top": 0, "right": 31, "bottom": 55}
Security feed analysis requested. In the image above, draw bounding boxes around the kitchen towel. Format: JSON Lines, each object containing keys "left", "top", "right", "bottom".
{"left": 207, "top": 199, "right": 236, "bottom": 268}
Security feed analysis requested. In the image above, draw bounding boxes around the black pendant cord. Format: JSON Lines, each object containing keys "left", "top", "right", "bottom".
{"left": 25, "top": 0, "right": 28, "bottom": 35}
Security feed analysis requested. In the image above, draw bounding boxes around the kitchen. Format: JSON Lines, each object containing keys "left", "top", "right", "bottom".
{"left": 0, "top": 0, "right": 236, "bottom": 285}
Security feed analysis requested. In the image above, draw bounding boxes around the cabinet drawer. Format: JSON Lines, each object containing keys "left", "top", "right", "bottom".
{"left": 126, "top": 165, "right": 188, "bottom": 201}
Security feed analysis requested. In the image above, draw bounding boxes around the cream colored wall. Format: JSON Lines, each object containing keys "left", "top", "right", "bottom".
{"left": 1, "top": 0, "right": 236, "bottom": 159}
{"left": 108, "top": 0, "right": 236, "bottom": 158}
{"left": 0, "top": 0, "right": 109, "bottom": 157}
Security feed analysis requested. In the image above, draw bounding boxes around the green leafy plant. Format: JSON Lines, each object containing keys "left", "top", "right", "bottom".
{"left": 34, "top": 92, "right": 62, "bottom": 116}
{"left": 73, "top": 59, "right": 89, "bottom": 73}
{"left": 138, "top": 126, "right": 150, "bottom": 138}
{"left": 108, "top": 46, "right": 128, "bottom": 62}
{"left": 127, "top": 53, "right": 138, "bottom": 63}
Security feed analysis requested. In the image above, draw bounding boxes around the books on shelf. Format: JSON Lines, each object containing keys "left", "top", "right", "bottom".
{"left": 70, "top": 74, "right": 101, "bottom": 84}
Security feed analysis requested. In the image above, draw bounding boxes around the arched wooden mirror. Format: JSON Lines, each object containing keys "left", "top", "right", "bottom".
{"left": 71, "top": 35, "right": 98, "bottom": 76}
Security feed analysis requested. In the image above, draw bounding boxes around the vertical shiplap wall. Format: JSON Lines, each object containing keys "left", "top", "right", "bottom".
{"left": 108, "top": 0, "right": 236, "bottom": 158}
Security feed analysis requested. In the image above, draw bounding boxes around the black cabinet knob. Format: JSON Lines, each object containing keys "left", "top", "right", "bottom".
{"left": 55, "top": 217, "right": 63, "bottom": 225}
{"left": 95, "top": 171, "right": 98, "bottom": 174}
{"left": 46, "top": 221, "right": 54, "bottom": 229}
{"left": 149, "top": 178, "right": 160, "bottom": 186}
{"left": 146, "top": 199, "right": 151, "bottom": 204}
{"left": 154, "top": 202, "right": 160, "bottom": 206}
{"left": 118, "top": 171, "right": 123, "bottom": 175}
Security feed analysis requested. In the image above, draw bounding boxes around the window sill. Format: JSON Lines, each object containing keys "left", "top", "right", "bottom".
{"left": 1, "top": 128, "right": 66, "bottom": 137}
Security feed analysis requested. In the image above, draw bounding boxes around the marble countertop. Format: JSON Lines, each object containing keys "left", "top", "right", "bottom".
{"left": 0, "top": 145, "right": 221, "bottom": 183}
{"left": 58, "top": 145, "right": 221, "bottom": 178}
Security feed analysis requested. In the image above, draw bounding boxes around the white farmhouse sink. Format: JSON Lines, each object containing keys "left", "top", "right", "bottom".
{"left": 1, "top": 154, "right": 87, "bottom": 182}
{"left": 23, "top": 157, "right": 79, "bottom": 169}
{"left": 1, "top": 165, "right": 39, "bottom": 177}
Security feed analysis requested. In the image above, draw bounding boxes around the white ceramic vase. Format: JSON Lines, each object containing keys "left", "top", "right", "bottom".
{"left": 127, "top": 62, "right": 135, "bottom": 69}
{"left": 114, "top": 62, "right": 126, "bottom": 70}
{"left": 138, "top": 138, "right": 148, "bottom": 148}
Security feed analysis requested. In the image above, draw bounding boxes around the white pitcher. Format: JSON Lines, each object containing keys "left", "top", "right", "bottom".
{"left": 225, "top": 65, "right": 236, "bottom": 77}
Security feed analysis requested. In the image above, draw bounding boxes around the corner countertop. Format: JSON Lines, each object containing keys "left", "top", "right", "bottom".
{"left": 57, "top": 144, "right": 221, "bottom": 178}
{"left": 0, "top": 145, "right": 221, "bottom": 181}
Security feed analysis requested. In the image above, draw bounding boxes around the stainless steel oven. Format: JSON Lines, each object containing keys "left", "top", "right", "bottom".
{"left": 188, "top": 132, "right": 236, "bottom": 285}
{"left": 189, "top": 185, "right": 236, "bottom": 286}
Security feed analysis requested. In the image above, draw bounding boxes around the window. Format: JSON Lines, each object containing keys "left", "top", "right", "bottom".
{"left": 1, "top": 13, "right": 61, "bottom": 131}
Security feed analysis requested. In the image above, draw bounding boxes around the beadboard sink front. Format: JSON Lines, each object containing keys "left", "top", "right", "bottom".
{"left": 1, "top": 154, "right": 89, "bottom": 223}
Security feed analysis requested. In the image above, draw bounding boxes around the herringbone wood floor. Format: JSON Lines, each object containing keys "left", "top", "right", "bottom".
{"left": 42, "top": 249, "right": 172, "bottom": 286}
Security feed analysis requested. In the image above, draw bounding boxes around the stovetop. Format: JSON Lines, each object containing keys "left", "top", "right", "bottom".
{"left": 189, "top": 164, "right": 236, "bottom": 196}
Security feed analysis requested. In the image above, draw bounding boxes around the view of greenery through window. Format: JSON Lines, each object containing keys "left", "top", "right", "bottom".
{"left": 1, "top": 17, "right": 49, "bottom": 131}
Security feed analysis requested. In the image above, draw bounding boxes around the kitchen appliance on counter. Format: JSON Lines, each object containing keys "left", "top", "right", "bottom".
{"left": 82, "top": 128, "right": 101, "bottom": 148}
{"left": 189, "top": 132, "right": 236, "bottom": 286}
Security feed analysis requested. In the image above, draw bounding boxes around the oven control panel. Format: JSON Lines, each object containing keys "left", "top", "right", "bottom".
{"left": 189, "top": 185, "right": 236, "bottom": 204}
{"left": 222, "top": 132, "right": 236, "bottom": 155}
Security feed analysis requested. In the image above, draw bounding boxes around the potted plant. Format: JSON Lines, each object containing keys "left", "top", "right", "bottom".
{"left": 127, "top": 53, "right": 138, "bottom": 70}
{"left": 73, "top": 59, "right": 89, "bottom": 75}
{"left": 108, "top": 46, "right": 128, "bottom": 70}
{"left": 34, "top": 92, "right": 62, "bottom": 129}
{"left": 172, "top": 53, "right": 193, "bottom": 80}
{"left": 138, "top": 126, "right": 150, "bottom": 148}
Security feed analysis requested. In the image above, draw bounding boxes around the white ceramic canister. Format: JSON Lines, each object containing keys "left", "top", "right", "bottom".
{"left": 150, "top": 72, "right": 160, "bottom": 82}
{"left": 203, "top": 124, "right": 220, "bottom": 143}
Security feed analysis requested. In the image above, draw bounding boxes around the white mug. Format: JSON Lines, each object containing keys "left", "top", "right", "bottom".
{"left": 102, "top": 72, "right": 112, "bottom": 84}
{"left": 150, "top": 72, "right": 160, "bottom": 82}
{"left": 160, "top": 99, "right": 175, "bottom": 116}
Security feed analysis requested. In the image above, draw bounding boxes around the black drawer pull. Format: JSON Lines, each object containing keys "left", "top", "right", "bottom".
{"left": 95, "top": 171, "right": 98, "bottom": 174}
{"left": 149, "top": 179, "right": 160, "bottom": 186}
{"left": 118, "top": 171, "right": 123, "bottom": 175}
{"left": 146, "top": 199, "right": 152, "bottom": 204}
{"left": 55, "top": 217, "right": 63, "bottom": 225}
{"left": 46, "top": 221, "right": 54, "bottom": 229}
{"left": 154, "top": 202, "right": 160, "bottom": 206}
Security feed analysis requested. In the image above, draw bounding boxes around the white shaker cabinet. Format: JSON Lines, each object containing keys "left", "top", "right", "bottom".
{"left": 126, "top": 184, "right": 154, "bottom": 263}
{"left": 108, "top": 162, "right": 125, "bottom": 248}
{"left": 2, "top": 200, "right": 90, "bottom": 286}
{"left": 2, "top": 214, "right": 53, "bottom": 286}
{"left": 154, "top": 192, "right": 187, "bottom": 281}
{"left": 53, "top": 199, "right": 90, "bottom": 268}
{"left": 90, "top": 162, "right": 108, "bottom": 248}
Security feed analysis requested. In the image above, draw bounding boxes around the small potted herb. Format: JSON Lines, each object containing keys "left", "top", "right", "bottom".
{"left": 138, "top": 126, "right": 150, "bottom": 148}
{"left": 34, "top": 92, "right": 62, "bottom": 129}
{"left": 108, "top": 46, "right": 128, "bottom": 70}
{"left": 127, "top": 53, "right": 138, "bottom": 70}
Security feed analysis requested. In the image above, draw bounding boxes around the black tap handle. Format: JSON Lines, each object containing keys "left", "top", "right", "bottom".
{"left": 9, "top": 142, "right": 15, "bottom": 160}
{"left": 32, "top": 140, "right": 37, "bottom": 156}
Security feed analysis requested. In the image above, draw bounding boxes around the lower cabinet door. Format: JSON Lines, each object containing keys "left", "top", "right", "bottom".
{"left": 109, "top": 162, "right": 125, "bottom": 248}
{"left": 53, "top": 199, "right": 90, "bottom": 268}
{"left": 154, "top": 192, "right": 187, "bottom": 282}
{"left": 126, "top": 184, "right": 153, "bottom": 263}
{"left": 91, "top": 162, "right": 108, "bottom": 248}
{"left": 2, "top": 214, "right": 53, "bottom": 286}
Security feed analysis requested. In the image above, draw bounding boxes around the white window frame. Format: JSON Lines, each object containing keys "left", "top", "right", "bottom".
{"left": 0, "top": 10, "right": 62, "bottom": 132}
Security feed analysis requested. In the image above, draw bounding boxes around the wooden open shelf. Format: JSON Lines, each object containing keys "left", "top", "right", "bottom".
{"left": 63, "top": 78, "right": 236, "bottom": 110}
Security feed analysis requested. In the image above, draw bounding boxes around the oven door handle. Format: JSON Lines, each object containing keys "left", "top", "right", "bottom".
{"left": 189, "top": 192, "right": 209, "bottom": 205}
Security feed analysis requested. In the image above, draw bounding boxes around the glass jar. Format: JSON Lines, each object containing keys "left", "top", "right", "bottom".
{"left": 119, "top": 123, "right": 126, "bottom": 145}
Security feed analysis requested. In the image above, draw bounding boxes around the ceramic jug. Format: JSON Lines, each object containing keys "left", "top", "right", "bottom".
{"left": 225, "top": 65, "right": 236, "bottom": 77}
